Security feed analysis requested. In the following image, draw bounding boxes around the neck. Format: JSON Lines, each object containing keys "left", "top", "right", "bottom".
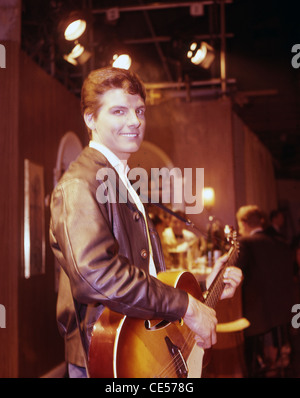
{"left": 90, "top": 138, "right": 130, "bottom": 168}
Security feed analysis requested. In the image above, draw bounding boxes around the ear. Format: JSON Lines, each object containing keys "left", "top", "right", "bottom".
{"left": 84, "top": 112, "right": 95, "bottom": 130}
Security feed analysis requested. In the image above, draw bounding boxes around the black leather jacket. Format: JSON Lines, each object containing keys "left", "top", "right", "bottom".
{"left": 49, "top": 147, "right": 188, "bottom": 366}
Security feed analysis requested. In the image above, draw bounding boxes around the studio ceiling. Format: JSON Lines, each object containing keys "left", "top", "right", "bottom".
{"left": 21, "top": 0, "right": 300, "bottom": 180}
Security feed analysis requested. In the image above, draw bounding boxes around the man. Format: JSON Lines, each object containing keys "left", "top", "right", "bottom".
{"left": 50, "top": 67, "right": 242, "bottom": 378}
{"left": 265, "top": 209, "right": 287, "bottom": 242}
{"left": 235, "top": 205, "right": 294, "bottom": 376}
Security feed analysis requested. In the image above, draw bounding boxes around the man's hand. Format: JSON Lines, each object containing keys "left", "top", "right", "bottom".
{"left": 206, "top": 254, "right": 243, "bottom": 300}
{"left": 220, "top": 266, "right": 243, "bottom": 300}
{"left": 183, "top": 294, "right": 218, "bottom": 349}
{"left": 182, "top": 254, "right": 242, "bottom": 349}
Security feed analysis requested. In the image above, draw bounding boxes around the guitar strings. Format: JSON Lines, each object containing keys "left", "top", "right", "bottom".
{"left": 156, "top": 329, "right": 196, "bottom": 378}
{"left": 157, "top": 280, "right": 224, "bottom": 378}
{"left": 157, "top": 244, "right": 239, "bottom": 377}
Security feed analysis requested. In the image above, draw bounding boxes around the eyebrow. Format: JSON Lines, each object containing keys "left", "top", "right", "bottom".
{"left": 109, "top": 104, "right": 146, "bottom": 110}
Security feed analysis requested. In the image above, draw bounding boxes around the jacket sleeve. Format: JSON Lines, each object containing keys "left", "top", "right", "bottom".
{"left": 50, "top": 178, "right": 188, "bottom": 322}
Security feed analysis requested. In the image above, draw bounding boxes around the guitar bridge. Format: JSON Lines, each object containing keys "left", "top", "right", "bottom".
{"left": 165, "top": 336, "right": 188, "bottom": 378}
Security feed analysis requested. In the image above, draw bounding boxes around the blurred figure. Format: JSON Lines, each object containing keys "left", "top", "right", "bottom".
{"left": 161, "top": 210, "right": 199, "bottom": 269}
{"left": 235, "top": 205, "right": 294, "bottom": 377}
{"left": 265, "top": 209, "right": 287, "bottom": 242}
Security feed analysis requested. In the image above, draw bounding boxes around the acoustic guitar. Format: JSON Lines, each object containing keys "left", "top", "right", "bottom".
{"left": 88, "top": 234, "right": 239, "bottom": 378}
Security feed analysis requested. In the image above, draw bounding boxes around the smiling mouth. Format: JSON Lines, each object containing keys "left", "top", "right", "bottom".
{"left": 120, "top": 133, "right": 139, "bottom": 138}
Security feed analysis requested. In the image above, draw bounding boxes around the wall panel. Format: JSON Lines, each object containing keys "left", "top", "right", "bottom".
{"left": 17, "top": 53, "right": 87, "bottom": 377}
{"left": 0, "top": 41, "right": 20, "bottom": 378}
{"left": 145, "top": 97, "right": 236, "bottom": 231}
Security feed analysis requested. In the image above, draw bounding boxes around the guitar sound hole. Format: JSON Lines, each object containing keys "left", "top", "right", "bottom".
{"left": 144, "top": 319, "right": 170, "bottom": 330}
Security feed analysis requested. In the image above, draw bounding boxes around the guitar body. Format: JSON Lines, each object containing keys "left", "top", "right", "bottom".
{"left": 88, "top": 270, "right": 207, "bottom": 378}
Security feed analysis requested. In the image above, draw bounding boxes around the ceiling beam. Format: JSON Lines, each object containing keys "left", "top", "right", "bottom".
{"left": 92, "top": 1, "right": 233, "bottom": 14}
{"left": 145, "top": 77, "right": 236, "bottom": 90}
{"left": 123, "top": 33, "right": 234, "bottom": 44}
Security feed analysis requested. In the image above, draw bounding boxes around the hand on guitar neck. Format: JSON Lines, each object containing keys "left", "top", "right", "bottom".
{"left": 183, "top": 254, "right": 243, "bottom": 350}
{"left": 206, "top": 253, "right": 242, "bottom": 300}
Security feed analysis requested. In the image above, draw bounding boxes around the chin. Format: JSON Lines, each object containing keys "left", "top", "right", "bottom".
{"left": 128, "top": 140, "right": 143, "bottom": 153}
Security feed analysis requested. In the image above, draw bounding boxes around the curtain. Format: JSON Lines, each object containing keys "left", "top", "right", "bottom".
{"left": 244, "top": 126, "right": 278, "bottom": 214}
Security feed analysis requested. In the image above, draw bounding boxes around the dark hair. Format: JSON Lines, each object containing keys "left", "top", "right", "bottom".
{"left": 269, "top": 209, "right": 284, "bottom": 221}
{"left": 81, "top": 66, "right": 146, "bottom": 119}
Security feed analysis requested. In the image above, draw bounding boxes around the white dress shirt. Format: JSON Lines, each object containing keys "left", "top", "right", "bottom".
{"left": 89, "top": 140, "right": 157, "bottom": 277}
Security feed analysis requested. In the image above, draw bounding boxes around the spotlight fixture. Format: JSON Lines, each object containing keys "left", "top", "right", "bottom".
{"left": 64, "top": 19, "right": 86, "bottom": 41}
{"left": 59, "top": 11, "right": 87, "bottom": 41}
{"left": 187, "top": 41, "right": 215, "bottom": 69}
{"left": 59, "top": 11, "right": 91, "bottom": 66}
{"left": 64, "top": 43, "right": 91, "bottom": 66}
{"left": 112, "top": 53, "right": 132, "bottom": 70}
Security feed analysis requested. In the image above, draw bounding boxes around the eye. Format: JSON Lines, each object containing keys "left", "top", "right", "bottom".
{"left": 112, "top": 108, "right": 124, "bottom": 115}
{"left": 136, "top": 108, "right": 145, "bottom": 116}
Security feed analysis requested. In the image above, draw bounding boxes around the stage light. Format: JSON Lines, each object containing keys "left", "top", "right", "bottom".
{"left": 59, "top": 11, "right": 91, "bottom": 66}
{"left": 63, "top": 53, "right": 77, "bottom": 66}
{"left": 64, "top": 19, "right": 86, "bottom": 41}
{"left": 59, "top": 10, "right": 87, "bottom": 42}
{"left": 187, "top": 41, "right": 215, "bottom": 69}
{"left": 202, "top": 187, "right": 215, "bottom": 209}
{"left": 64, "top": 43, "right": 91, "bottom": 66}
{"left": 112, "top": 53, "right": 132, "bottom": 70}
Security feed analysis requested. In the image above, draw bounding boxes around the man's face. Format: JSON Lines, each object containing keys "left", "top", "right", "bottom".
{"left": 274, "top": 213, "right": 284, "bottom": 228}
{"left": 86, "top": 88, "right": 146, "bottom": 161}
{"left": 238, "top": 220, "right": 248, "bottom": 237}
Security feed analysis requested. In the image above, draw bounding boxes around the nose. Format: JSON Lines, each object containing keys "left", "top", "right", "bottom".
{"left": 127, "top": 110, "right": 141, "bottom": 128}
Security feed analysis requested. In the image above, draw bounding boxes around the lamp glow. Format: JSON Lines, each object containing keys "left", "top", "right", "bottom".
{"left": 63, "top": 43, "right": 91, "bottom": 66}
{"left": 187, "top": 41, "right": 215, "bottom": 69}
{"left": 224, "top": 225, "right": 231, "bottom": 235}
{"left": 64, "top": 19, "right": 86, "bottom": 41}
{"left": 202, "top": 187, "right": 215, "bottom": 208}
{"left": 112, "top": 54, "right": 132, "bottom": 70}
{"left": 191, "top": 45, "right": 207, "bottom": 65}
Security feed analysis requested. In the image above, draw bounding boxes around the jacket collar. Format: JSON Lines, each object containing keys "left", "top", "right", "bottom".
{"left": 89, "top": 140, "right": 130, "bottom": 177}
{"left": 84, "top": 146, "right": 137, "bottom": 210}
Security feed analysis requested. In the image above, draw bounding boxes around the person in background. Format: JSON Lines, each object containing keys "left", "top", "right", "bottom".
{"left": 265, "top": 209, "right": 287, "bottom": 242}
{"left": 235, "top": 205, "right": 294, "bottom": 377}
{"left": 161, "top": 210, "right": 199, "bottom": 269}
{"left": 50, "top": 67, "right": 243, "bottom": 378}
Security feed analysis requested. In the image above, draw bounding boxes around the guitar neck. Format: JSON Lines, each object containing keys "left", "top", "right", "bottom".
{"left": 203, "top": 246, "right": 237, "bottom": 309}
{"left": 204, "top": 267, "right": 226, "bottom": 309}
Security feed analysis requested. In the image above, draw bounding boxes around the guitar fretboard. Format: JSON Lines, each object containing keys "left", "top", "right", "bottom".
{"left": 204, "top": 268, "right": 226, "bottom": 309}
{"left": 203, "top": 245, "right": 238, "bottom": 309}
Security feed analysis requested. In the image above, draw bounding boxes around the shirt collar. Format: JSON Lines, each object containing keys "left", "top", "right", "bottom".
{"left": 250, "top": 227, "right": 263, "bottom": 236}
{"left": 89, "top": 140, "right": 130, "bottom": 176}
